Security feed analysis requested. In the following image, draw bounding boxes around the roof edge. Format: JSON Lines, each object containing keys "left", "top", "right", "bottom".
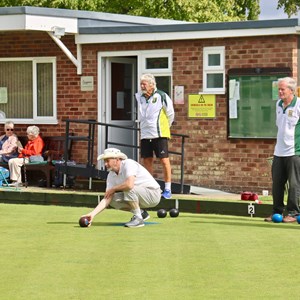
{"left": 0, "top": 6, "right": 191, "bottom": 25}
{"left": 79, "top": 18, "right": 299, "bottom": 34}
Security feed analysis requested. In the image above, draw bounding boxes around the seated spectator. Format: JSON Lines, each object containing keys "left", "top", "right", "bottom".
{"left": 8, "top": 126, "right": 44, "bottom": 186}
{"left": 0, "top": 121, "right": 19, "bottom": 162}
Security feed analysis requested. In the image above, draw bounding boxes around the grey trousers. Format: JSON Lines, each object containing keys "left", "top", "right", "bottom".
{"left": 272, "top": 155, "right": 300, "bottom": 216}
{"left": 109, "top": 186, "right": 161, "bottom": 210}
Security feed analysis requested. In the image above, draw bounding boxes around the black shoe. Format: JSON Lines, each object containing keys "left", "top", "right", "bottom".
{"left": 141, "top": 210, "right": 150, "bottom": 221}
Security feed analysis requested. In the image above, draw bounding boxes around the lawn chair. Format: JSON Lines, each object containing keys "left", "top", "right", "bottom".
{"left": 0, "top": 166, "right": 10, "bottom": 186}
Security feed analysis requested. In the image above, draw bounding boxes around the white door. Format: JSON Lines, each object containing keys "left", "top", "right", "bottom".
{"left": 105, "top": 57, "right": 137, "bottom": 160}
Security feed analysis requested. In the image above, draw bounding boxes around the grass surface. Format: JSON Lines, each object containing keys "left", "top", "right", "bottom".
{"left": 1, "top": 203, "right": 300, "bottom": 299}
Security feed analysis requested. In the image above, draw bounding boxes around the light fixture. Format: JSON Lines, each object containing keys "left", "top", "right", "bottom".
{"left": 51, "top": 26, "right": 65, "bottom": 38}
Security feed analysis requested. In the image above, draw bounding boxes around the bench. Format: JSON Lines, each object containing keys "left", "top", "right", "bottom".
{"left": 0, "top": 136, "right": 73, "bottom": 188}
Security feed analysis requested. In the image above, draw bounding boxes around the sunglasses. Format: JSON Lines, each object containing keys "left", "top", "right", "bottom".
{"left": 6, "top": 128, "right": 14, "bottom": 131}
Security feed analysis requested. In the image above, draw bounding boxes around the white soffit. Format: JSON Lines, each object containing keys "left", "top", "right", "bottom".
{"left": 0, "top": 14, "right": 77, "bottom": 33}
{"left": 76, "top": 26, "right": 298, "bottom": 44}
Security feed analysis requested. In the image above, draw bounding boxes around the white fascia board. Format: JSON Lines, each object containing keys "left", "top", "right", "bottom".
{"left": 0, "top": 15, "right": 26, "bottom": 30}
{"left": 25, "top": 15, "right": 78, "bottom": 33}
{"left": 0, "top": 14, "right": 77, "bottom": 33}
{"left": 76, "top": 27, "right": 298, "bottom": 44}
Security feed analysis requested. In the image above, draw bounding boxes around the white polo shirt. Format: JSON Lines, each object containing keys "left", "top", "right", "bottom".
{"left": 274, "top": 96, "right": 300, "bottom": 156}
{"left": 106, "top": 159, "right": 160, "bottom": 190}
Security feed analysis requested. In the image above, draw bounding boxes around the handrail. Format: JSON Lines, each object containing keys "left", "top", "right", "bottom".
{"left": 63, "top": 119, "right": 189, "bottom": 193}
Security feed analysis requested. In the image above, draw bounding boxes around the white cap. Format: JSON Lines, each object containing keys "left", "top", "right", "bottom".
{"left": 97, "top": 148, "right": 127, "bottom": 160}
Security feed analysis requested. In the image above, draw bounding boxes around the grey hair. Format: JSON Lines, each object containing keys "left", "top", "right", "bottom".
{"left": 140, "top": 73, "right": 157, "bottom": 89}
{"left": 26, "top": 125, "right": 40, "bottom": 137}
{"left": 4, "top": 121, "right": 14, "bottom": 128}
{"left": 278, "top": 77, "right": 297, "bottom": 92}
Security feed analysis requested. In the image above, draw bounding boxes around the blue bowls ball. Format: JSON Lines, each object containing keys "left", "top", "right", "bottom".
{"left": 272, "top": 214, "right": 283, "bottom": 223}
{"left": 297, "top": 215, "right": 300, "bottom": 224}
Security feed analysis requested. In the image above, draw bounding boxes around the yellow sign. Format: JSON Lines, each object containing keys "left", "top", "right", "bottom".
{"left": 188, "top": 94, "right": 216, "bottom": 118}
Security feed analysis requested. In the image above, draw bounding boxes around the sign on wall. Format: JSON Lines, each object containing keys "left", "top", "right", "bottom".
{"left": 188, "top": 94, "right": 216, "bottom": 118}
{"left": 0, "top": 87, "right": 8, "bottom": 103}
{"left": 174, "top": 85, "right": 184, "bottom": 104}
{"left": 80, "top": 76, "right": 94, "bottom": 91}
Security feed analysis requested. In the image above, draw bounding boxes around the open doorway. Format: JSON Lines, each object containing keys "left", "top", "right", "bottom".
{"left": 99, "top": 56, "right": 138, "bottom": 162}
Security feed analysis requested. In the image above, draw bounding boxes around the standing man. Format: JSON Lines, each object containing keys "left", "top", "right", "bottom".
{"left": 265, "top": 77, "right": 300, "bottom": 223}
{"left": 135, "top": 73, "right": 175, "bottom": 199}
{"left": 81, "top": 148, "right": 161, "bottom": 228}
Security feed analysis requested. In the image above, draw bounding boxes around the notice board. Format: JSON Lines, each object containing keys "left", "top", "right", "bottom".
{"left": 228, "top": 68, "right": 291, "bottom": 138}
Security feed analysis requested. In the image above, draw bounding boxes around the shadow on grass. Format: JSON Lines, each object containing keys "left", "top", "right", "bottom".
{"left": 169, "top": 213, "right": 300, "bottom": 229}
{"left": 191, "top": 219, "right": 300, "bottom": 230}
{"left": 179, "top": 214, "right": 254, "bottom": 222}
{"left": 47, "top": 221, "right": 160, "bottom": 227}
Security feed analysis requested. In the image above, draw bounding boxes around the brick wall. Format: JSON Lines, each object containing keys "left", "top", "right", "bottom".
{"left": 0, "top": 31, "right": 298, "bottom": 193}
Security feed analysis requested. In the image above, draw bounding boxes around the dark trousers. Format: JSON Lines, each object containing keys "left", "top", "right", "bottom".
{"left": 272, "top": 155, "right": 300, "bottom": 216}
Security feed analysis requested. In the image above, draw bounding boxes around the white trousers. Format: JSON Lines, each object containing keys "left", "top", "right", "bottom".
{"left": 8, "top": 157, "right": 29, "bottom": 183}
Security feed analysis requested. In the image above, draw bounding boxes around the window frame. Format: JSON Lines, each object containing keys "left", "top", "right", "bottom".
{"left": 203, "top": 46, "right": 225, "bottom": 94}
{"left": 140, "top": 49, "right": 173, "bottom": 97}
{"left": 0, "top": 57, "right": 57, "bottom": 124}
{"left": 141, "top": 49, "right": 172, "bottom": 74}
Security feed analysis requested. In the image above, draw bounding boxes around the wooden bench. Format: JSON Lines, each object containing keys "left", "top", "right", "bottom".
{"left": 0, "top": 136, "right": 72, "bottom": 188}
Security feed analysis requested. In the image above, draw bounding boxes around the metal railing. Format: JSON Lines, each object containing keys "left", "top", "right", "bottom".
{"left": 64, "top": 119, "right": 189, "bottom": 193}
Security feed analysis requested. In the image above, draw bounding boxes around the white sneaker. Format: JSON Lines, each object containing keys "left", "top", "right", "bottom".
{"left": 124, "top": 215, "right": 144, "bottom": 228}
{"left": 3, "top": 181, "right": 21, "bottom": 187}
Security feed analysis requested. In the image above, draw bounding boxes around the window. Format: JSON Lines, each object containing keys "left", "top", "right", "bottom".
{"left": 203, "top": 46, "right": 225, "bottom": 94}
{"left": 0, "top": 57, "right": 57, "bottom": 124}
{"left": 141, "top": 50, "right": 172, "bottom": 97}
{"left": 146, "top": 57, "right": 169, "bottom": 69}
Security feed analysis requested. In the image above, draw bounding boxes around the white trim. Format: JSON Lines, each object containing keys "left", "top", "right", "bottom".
{"left": 32, "top": 61, "right": 37, "bottom": 119}
{"left": 0, "top": 14, "right": 77, "bottom": 33}
{"left": 97, "top": 49, "right": 173, "bottom": 164}
{"left": 76, "top": 27, "right": 299, "bottom": 44}
{"left": 0, "top": 56, "right": 56, "bottom": 62}
{"left": 203, "top": 46, "right": 224, "bottom": 70}
{"left": 76, "top": 43, "right": 82, "bottom": 75}
{"left": 203, "top": 46, "right": 225, "bottom": 93}
{"left": 47, "top": 32, "right": 82, "bottom": 75}
{"left": 141, "top": 49, "right": 173, "bottom": 73}
{"left": 0, "top": 15, "right": 25, "bottom": 30}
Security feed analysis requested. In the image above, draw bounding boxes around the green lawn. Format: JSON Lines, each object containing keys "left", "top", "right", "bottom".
{"left": 0, "top": 203, "right": 299, "bottom": 299}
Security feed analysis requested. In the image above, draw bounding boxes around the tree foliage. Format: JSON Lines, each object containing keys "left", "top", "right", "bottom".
{"left": 278, "top": 0, "right": 300, "bottom": 16}
{"left": 0, "top": 0, "right": 261, "bottom": 22}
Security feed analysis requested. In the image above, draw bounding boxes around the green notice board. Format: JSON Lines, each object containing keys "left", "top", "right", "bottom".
{"left": 228, "top": 68, "right": 291, "bottom": 138}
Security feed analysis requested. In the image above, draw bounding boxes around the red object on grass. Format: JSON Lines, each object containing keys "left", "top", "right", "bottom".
{"left": 241, "top": 191, "right": 252, "bottom": 200}
{"left": 241, "top": 192, "right": 259, "bottom": 201}
{"left": 250, "top": 193, "right": 258, "bottom": 200}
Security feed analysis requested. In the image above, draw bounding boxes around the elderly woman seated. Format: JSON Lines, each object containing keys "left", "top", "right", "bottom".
{"left": 8, "top": 125, "right": 44, "bottom": 186}
{"left": 0, "top": 121, "right": 19, "bottom": 162}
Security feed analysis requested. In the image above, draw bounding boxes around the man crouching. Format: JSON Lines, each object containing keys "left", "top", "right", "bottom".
{"left": 81, "top": 148, "right": 161, "bottom": 228}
